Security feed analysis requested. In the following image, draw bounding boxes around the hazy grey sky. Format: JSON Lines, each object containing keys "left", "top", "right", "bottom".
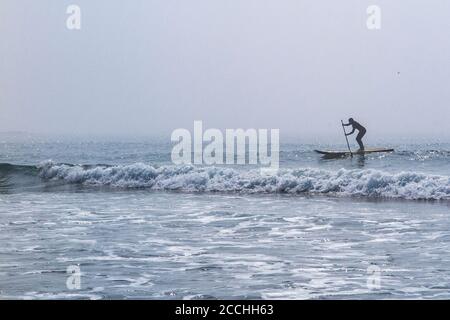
{"left": 1, "top": 0, "right": 449, "bottom": 140}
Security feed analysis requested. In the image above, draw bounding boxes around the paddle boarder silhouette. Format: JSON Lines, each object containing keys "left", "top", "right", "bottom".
{"left": 343, "top": 118, "right": 366, "bottom": 152}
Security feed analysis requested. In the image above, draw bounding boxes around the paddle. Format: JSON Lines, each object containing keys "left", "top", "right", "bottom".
{"left": 341, "top": 120, "right": 353, "bottom": 158}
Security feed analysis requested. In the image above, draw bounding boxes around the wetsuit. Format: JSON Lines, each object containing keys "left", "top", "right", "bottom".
{"left": 345, "top": 120, "right": 366, "bottom": 150}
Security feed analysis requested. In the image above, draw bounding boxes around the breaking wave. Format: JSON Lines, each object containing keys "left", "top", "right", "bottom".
{"left": 33, "top": 161, "right": 450, "bottom": 200}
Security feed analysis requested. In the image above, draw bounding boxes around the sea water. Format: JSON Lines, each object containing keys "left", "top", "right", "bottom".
{"left": 0, "top": 136, "right": 449, "bottom": 299}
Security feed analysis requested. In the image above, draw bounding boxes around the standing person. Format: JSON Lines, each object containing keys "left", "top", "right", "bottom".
{"left": 343, "top": 118, "right": 366, "bottom": 152}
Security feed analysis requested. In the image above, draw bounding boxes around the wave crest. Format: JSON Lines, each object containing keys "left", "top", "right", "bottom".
{"left": 36, "top": 161, "right": 450, "bottom": 200}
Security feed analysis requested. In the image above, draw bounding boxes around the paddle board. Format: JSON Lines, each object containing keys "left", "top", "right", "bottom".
{"left": 314, "top": 148, "right": 394, "bottom": 159}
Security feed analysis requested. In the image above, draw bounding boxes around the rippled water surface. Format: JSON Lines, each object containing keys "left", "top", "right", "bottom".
{"left": 0, "top": 137, "right": 449, "bottom": 299}
{"left": 1, "top": 191, "right": 450, "bottom": 299}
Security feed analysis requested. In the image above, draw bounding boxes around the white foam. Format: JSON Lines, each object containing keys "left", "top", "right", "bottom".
{"left": 37, "top": 161, "right": 450, "bottom": 200}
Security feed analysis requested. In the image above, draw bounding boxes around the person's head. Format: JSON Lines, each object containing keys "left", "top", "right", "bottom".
{"left": 348, "top": 118, "right": 354, "bottom": 123}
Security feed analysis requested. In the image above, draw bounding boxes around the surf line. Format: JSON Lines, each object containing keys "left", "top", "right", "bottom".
{"left": 171, "top": 121, "right": 279, "bottom": 171}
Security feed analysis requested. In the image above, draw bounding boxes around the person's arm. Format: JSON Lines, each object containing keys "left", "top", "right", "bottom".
{"left": 342, "top": 122, "right": 351, "bottom": 126}
{"left": 346, "top": 127, "right": 355, "bottom": 135}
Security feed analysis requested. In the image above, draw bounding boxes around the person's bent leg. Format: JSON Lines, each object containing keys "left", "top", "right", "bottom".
{"left": 356, "top": 132, "right": 365, "bottom": 151}
{"left": 357, "top": 138, "right": 364, "bottom": 150}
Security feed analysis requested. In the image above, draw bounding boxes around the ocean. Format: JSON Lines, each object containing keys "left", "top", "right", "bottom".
{"left": 1, "top": 136, "right": 449, "bottom": 299}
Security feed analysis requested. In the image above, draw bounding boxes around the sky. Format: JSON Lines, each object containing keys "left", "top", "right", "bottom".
{"left": 1, "top": 0, "right": 449, "bottom": 141}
